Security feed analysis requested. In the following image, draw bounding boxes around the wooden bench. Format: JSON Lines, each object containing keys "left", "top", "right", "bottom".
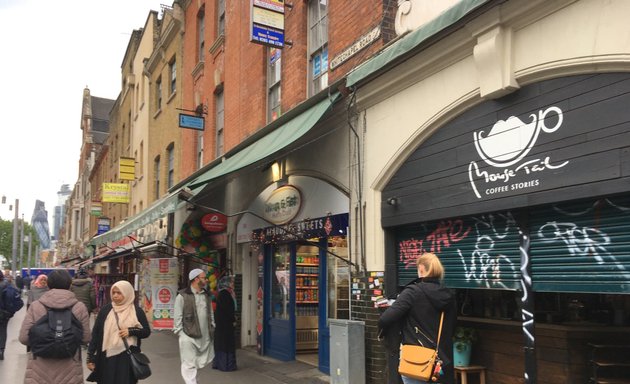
{"left": 455, "top": 365, "right": 486, "bottom": 384}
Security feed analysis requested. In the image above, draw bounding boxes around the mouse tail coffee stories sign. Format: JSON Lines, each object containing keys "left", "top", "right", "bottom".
{"left": 250, "top": 0, "right": 285, "bottom": 48}
{"left": 381, "top": 73, "right": 630, "bottom": 227}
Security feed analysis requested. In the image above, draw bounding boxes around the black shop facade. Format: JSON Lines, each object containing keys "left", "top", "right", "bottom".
{"left": 381, "top": 73, "right": 630, "bottom": 384}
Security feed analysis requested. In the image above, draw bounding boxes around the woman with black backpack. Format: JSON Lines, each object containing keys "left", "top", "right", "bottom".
{"left": 18, "top": 269, "right": 91, "bottom": 384}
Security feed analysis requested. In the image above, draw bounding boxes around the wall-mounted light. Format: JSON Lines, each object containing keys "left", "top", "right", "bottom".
{"left": 271, "top": 162, "right": 281, "bottom": 182}
{"left": 386, "top": 197, "right": 398, "bottom": 206}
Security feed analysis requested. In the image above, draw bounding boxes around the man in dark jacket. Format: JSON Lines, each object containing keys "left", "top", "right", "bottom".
{"left": 70, "top": 268, "right": 96, "bottom": 313}
{"left": 0, "top": 271, "right": 11, "bottom": 360}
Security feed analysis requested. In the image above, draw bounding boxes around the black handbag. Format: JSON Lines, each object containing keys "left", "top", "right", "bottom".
{"left": 114, "top": 311, "right": 152, "bottom": 380}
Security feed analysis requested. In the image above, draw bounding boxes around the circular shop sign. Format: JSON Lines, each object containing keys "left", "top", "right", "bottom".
{"left": 263, "top": 185, "right": 302, "bottom": 225}
{"left": 201, "top": 212, "right": 228, "bottom": 232}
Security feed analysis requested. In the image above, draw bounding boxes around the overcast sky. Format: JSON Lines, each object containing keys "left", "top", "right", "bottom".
{"left": 0, "top": 0, "right": 166, "bottom": 229}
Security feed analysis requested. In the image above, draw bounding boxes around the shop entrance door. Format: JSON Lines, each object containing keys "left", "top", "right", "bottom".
{"left": 264, "top": 244, "right": 295, "bottom": 361}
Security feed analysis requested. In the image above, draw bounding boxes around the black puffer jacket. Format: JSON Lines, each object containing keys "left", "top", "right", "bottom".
{"left": 378, "top": 278, "right": 457, "bottom": 384}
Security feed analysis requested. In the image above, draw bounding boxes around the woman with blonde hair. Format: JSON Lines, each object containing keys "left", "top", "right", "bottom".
{"left": 86, "top": 280, "right": 150, "bottom": 384}
{"left": 378, "top": 252, "right": 457, "bottom": 384}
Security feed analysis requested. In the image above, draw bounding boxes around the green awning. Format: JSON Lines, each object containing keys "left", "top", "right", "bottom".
{"left": 346, "top": 0, "right": 489, "bottom": 87}
{"left": 188, "top": 93, "right": 339, "bottom": 190}
{"left": 89, "top": 190, "right": 182, "bottom": 245}
{"left": 90, "top": 93, "right": 338, "bottom": 246}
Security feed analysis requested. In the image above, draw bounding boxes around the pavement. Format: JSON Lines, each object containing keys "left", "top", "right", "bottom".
{"left": 1, "top": 296, "right": 330, "bottom": 384}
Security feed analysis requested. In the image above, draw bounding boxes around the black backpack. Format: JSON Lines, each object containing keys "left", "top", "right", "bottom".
{"left": 0, "top": 283, "right": 24, "bottom": 319}
{"left": 29, "top": 303, "right": 83, "bottom": 359}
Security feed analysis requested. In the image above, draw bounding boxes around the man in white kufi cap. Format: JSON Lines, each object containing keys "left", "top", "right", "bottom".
{"left": 173, "top": 268, "right": 215, "bottom": 383}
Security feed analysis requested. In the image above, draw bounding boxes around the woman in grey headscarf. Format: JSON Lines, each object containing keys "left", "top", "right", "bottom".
{"left": 212, "top": 275, "right": 237, "bottom": 371}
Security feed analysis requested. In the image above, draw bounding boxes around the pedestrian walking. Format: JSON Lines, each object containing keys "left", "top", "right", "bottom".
{"left": 212, "top": 275, "right": 237, "bottom": 371}
{"left": 18, "top": 269, "right": 91, "bottom": 384}
{"left": 0, "top": 270, "right": 12, "bottom": 360}
{"left": 15, "top": 274, "right": 24, "bottom": 292}
{"left": 378, "top": 252, "right": 458, "bottom": 384}
{"left": 174, "top": 268, "right": 215, "bottom": 384}
{"left": 86, "top": 279, "right": 151, "bottom": 384}
{"left": 23, "top": 274, "right": 32, "bottom": 291}
{"left": 27, "top": 275, "right": 49, "bottom": 309}
{"left": 70, "top": 268, "right": 97, "bottom": 313}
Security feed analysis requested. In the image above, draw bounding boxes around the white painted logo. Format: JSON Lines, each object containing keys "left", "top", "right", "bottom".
{"left": 468, "top": 106, "right": 569, "bottom": 198}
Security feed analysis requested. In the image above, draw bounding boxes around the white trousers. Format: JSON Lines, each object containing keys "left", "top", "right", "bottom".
{"left": 181, "top": 362, "right": 199, "bottom": 384}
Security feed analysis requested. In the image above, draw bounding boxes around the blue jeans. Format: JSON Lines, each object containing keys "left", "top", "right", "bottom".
{"left": 401, "top": 375, "right": 429, "bottom": 384}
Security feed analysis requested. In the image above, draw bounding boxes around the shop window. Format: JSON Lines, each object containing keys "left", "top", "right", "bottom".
{"left": 327, "top": 236, "right": 349, "bottom": 320}
{"left": 272, "top": 245, "right": 291, "bottom": 320}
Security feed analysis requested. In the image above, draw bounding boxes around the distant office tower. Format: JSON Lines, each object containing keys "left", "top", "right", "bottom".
{"left": 53, "top": 184, "right": 71, "bottom": 240}
{"left": 31, "top": 200, "right": 51, "bottom": 249}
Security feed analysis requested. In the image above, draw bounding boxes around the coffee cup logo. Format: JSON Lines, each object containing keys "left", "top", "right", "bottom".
{"left": 474, "top": 106, "right": 563, "bottom": 168}
{"left": 468, "top": 106, "right": 568, "bottom": 198}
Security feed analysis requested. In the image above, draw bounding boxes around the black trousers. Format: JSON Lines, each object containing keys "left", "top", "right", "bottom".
{"left": 0, "top": 319, "right": 8, "bottom": 351}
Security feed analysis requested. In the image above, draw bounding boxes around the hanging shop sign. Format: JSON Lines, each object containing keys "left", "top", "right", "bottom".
{"left": 179, "top": 113, "right": 205, "bottom": 130}
{"left": 250, "top": 0, "right": 285, "bottom": 48}
{"left": 382, "top": 73, "right": 630, "bottom": 226}
{"left": 201, "top": 212, "right": 228, "bottom": 232}
{"left": 102, "top": 183, "right": 130, "bottom": 203}
{"left": 119, "top": 157, "right": 136, "bottom": 181}
{"left": 90, "top": 202, "right": 102, "bottom": 216}
{"left": 263, "top": 185, "right": 302, "bottom": 225}
{"left": 97, "top": 217, "right": 110, "bottom": 235}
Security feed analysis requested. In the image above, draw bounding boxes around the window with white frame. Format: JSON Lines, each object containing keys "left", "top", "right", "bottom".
{"left": 217, "top": 0, "right": 225, "bottom": 36}
{"left": 167, "top": 143, "right": 175, "bottom": 188}
{"left": 198, "top": 9, "right": 205, "bottom": 62}
{"left": 267, "top": 47, "right": 281, "bottom": 121}
{"left": 169, "top": 58, "right": 176, "bottom": 96}
{"left": 215, "top": 91, "right": 224, "bottom": 157}
{"left": 308, "top": 0, "right": 328, "bottom": 96}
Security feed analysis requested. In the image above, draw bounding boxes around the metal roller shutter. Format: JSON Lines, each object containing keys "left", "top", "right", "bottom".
{"left": 529, "top": 195, "right": 630, "bottom": 293}
{"left": 395, "top": 212, "right": 521, "bottom": 290}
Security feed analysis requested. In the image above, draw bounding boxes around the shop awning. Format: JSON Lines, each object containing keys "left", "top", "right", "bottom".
{"left": 188, "top": 93, "right": 339, "bottom": 190}
{"left": 89, "top": 190, "right": 183, "bottom": 246}
{"left": 90, "top": 93, "right": 338, "bottom": 247}
{"left": 346, "top": 0, "right": 490, "bottom": 88}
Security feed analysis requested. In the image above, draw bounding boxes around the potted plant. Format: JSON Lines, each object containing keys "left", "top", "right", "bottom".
{"left": 453, "top": 326, "right": 478, "bottom": 367}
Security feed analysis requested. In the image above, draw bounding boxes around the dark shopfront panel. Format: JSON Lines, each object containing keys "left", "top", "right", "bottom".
{"left": 384, "top": 73, "right": 630, "bottom": 383}
{"left": 393, "top": 195, "right": 630, "bottom": 383}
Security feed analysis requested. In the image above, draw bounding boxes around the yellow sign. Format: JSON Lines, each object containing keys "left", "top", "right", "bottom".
{"left": 252, "top": 6, "right": 284, "bottom": 29}
{"left": 119, "top": 157, "right": 136, "bottom": 181}
{"left": 103, "top": 183, "right": 130, "bottom": 203}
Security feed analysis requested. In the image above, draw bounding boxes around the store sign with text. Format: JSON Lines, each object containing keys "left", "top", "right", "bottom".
{"left": 263, "top": 185, "right": 301, "bottom": 225}
{"left": 468, "top": 106, "right": 569, "bottom": 199}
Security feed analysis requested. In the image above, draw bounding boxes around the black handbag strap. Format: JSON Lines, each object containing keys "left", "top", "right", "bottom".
{"left": 113, "top": 310, "right": 132, "bottom": 352}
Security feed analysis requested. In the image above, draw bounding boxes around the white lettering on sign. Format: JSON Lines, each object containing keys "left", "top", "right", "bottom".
{"left": 468, "top": 106, "right": 569, "bottom": 199}
{"left": 330, "top": 26, "right": 381, "bottom": 70}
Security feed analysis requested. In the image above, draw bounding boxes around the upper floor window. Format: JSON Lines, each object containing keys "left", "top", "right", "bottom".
{"left": 169, "top": 58, "right": 176, "bottom": 96}
{"left": 196, "top": 131, "right": 204, "bottom": 170}
{"left": 308, "top": 0, "right": 328, "bottom": 96}
{"left": 156, "top": 76, "right": 162, "bottom": 111}
{"left": 198, "top": 9, "right": 205, "bottom": 62}
{"left": 215, "top": 91, "right": 224, "bottom": 157}
{"left": 154, "top": 155, "right": 160, "bottom": 200}
{"left": 217, "top": 0, "right": 225, "bottom": 36}
{"left": 267, "top": 48, "right": 282, "bottom": 121}
{"left": 167, "top": 143, "right": 175, "bottom": 188}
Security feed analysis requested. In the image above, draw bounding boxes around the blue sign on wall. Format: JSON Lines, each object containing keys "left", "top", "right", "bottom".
{"left": 179, "top": 113, "right": 205, "bottom": 131}
{"left": 252, "top": 24, "right": 284, "bottom": 48}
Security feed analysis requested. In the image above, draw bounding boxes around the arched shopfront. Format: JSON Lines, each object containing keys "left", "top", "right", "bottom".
{"left": 382, "top": 73, "right": 630, "bottom": 382}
